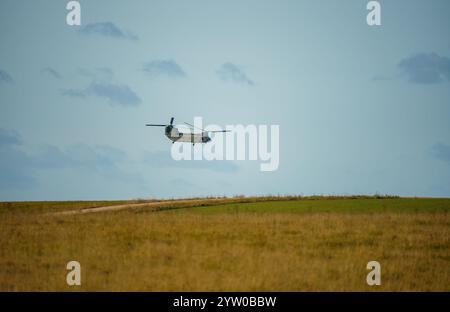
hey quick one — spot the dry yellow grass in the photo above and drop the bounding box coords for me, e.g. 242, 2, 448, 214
0, 198, 449, 291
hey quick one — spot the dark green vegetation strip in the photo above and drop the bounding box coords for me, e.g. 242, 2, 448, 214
176, 198, 450, 214
1, 196, 449, 215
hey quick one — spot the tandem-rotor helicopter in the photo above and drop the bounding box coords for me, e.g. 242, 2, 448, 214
146, 117, 230, 145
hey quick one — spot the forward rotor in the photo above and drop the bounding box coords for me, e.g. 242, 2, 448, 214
146, 117, 175, 127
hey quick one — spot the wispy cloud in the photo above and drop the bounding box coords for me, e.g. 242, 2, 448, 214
0, 148, 35, 190
216, 62, 254, 86
143, 60, 186, 78
0, 69, 13, 84
62, 82, 141, 106
431, 143, 450, 164
0, 128, 22, 146
41, 67, 62, 79
78, 22, 138, 41
398, 53, 450, 84
144, 150, 239, 173
34, 144, 127, 170
86, 83, 141, 106
0, 129, 143, 191
371, 74, 390, 82
0, 128, 34, 189
96, 67, 114, 78
61, 89, 87, 98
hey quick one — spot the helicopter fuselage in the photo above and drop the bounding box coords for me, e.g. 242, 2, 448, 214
165, 125, 211, 144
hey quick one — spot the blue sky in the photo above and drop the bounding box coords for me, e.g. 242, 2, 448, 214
1, 0, 450, 200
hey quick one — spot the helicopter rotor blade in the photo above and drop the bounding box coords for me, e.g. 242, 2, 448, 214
170, 117, 174, 125
145, 124, 167, 127
184, 122, 204, 132
184, 122, 230, 133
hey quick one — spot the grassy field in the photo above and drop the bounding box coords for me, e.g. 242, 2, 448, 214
0, 196, 449, 291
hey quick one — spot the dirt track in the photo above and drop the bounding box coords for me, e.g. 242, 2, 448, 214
49, 197, 278, 216
50, 199, 203, 216
47, 195, 391, 216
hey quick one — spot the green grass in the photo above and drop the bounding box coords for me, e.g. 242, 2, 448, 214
181, 198, 450, 214
0, 197, 449, 291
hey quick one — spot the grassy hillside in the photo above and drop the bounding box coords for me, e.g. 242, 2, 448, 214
0, 197, 449, 291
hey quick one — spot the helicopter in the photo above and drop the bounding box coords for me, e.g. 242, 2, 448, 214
146, 117, 230, 145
